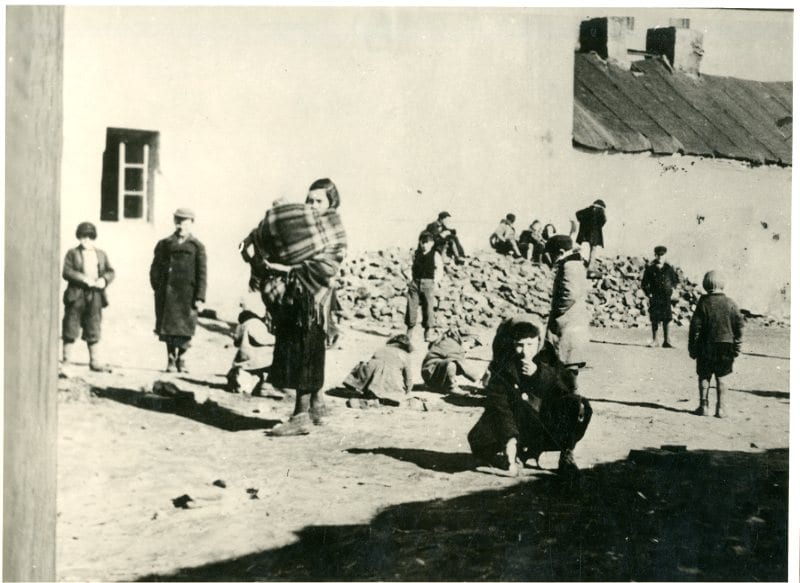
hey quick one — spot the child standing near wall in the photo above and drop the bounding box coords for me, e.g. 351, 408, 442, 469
61, 222, 115, 372
688, 271, 744, 418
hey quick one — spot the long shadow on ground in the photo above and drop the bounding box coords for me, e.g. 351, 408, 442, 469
92, 387, 280, 432
138, 448, 788, 582
732, 388, 790, 400
347, 447, 477, 474
591, 397, 689, 415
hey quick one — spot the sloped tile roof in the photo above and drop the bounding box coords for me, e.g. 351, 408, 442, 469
573, 52, 792, 165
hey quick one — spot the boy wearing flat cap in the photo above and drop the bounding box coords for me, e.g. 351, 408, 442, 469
641, 245, 680, 348
150, 208, 207, 372
61, 222, 115, 372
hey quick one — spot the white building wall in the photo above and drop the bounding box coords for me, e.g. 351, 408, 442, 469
60, 7, 791, 319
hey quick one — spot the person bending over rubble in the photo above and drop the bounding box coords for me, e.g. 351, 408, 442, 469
468, 319, 592, 478
253, 178, 348, 436
421, 328, 479, 396
343, 334, 414, 401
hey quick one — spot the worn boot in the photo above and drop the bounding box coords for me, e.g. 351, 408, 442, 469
715, 383, 727, 419
268, 413, 311, 437
62, 340, 76, 364
176, 348, 189, 373
87, 342, 112, 373
166, 345, 177, 373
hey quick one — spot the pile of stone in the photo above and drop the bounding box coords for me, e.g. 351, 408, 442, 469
335, 249, 785, 334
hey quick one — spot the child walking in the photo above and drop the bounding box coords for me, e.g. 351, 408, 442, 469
688, 271, 744, 418
61, 222, 115, 372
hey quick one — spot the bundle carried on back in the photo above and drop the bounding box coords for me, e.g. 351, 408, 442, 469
253, 202, 348, 309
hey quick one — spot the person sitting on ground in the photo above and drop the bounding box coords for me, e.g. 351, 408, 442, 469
425, 211, 466, 263
403, 231, 443, 343
542, 235, 590, 390
688, 271, 743, 418
226, 292, 284, 399
575, 199, 607, 279
421, 327, 479, 396
518, 219, 546, 263
468, 319, 592, 478
641, 245, 680, 348
489, 213, 522, 257
342, 334, 414, 401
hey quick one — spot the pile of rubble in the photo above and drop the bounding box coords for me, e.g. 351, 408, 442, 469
335, 249, 786, 335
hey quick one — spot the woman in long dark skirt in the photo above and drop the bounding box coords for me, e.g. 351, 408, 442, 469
255, 178, 347, 436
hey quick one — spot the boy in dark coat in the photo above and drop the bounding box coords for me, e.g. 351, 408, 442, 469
150, 208, 207, 373
468, 319, 592, 478
641, 245, 680, 348
61, 222, 115, 372
425, 211, 466, 263
575, 199, 606, 278
688, 271, 744, 418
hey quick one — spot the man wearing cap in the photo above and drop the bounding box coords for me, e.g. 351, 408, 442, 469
150, 208, 207, 372
575, 199, 607, 279
489, 213, 521, 257
425, 211, 465, 263
61, 221, 116, 372
642, 245, 680, 348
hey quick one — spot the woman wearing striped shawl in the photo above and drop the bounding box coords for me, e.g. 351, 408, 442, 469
254, 178, 347, 436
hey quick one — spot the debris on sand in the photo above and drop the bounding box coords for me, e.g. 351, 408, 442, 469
246, 488, 259, 500
212, 479, 227, 489
172, 494, 195, 509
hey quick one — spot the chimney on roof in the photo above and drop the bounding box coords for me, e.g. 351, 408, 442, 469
578, 17, 634, 69
646, 22, 704, 76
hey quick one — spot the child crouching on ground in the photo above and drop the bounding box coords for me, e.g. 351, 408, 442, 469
688, 271, 744, 418
227, 293, 283, 399
421, 328, 479, 396
342, 334, 414, 402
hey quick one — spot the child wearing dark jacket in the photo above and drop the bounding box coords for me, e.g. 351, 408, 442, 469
61, 221, 115, 372
688, 271, 744, 418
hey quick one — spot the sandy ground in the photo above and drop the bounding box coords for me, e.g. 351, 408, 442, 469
56, 294, 789, 581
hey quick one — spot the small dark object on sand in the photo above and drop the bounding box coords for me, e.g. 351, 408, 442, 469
247, 488, 259, 500
172, 494, 194, 509
213, 479, 227, 488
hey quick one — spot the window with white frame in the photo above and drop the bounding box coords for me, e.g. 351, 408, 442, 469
100, 128, 159, 222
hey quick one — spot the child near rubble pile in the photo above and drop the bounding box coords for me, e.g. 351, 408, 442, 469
404, 231, 443, 343
688, 271, 744, 418
226, 293, 284, 399
421, 327, 479, 396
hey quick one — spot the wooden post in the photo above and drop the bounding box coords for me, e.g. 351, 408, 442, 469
4, 6, 64, 581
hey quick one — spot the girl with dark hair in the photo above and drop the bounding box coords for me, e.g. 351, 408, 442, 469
342, 334, 414, 401
253, 178, 348, 436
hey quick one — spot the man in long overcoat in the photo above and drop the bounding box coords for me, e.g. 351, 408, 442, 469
150, 208, 207, 372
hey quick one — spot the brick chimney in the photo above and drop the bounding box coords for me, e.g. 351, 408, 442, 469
646, 21, 704, 76
578, 17, 634, 69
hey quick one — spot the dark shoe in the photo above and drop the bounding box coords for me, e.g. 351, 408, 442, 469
267, 413, 311, 437
694, 399, 709, 416
662, 342, 674, 349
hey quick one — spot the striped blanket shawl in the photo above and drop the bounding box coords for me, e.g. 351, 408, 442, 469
254, 202, 347, 311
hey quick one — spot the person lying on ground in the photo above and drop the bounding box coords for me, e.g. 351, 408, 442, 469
421, 327, 480, 396
342, 334, 414, 401
468, 319, 592, 479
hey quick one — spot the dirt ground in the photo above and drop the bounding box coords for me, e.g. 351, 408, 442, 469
56, 293, 790, 581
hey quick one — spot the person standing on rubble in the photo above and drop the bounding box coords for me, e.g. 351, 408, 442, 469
575, 199, 607, 279
425, 211, 466, 264
403, 231, 443, 343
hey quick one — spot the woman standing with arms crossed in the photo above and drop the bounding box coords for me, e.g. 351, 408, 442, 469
254, 178, 347, 436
